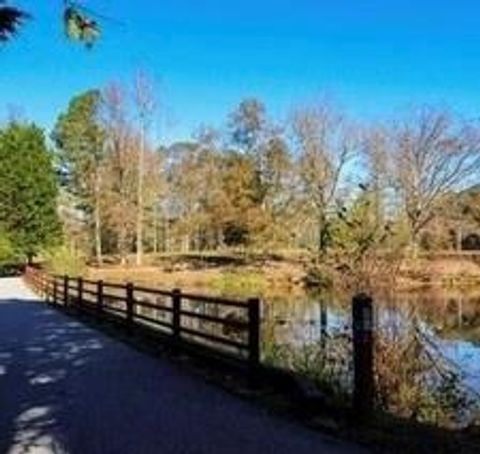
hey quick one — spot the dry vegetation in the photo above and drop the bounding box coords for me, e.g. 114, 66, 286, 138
82, 251, 480, 300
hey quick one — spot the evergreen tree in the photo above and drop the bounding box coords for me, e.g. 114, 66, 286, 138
52, 90, 106, 264
0, 122, 60, 261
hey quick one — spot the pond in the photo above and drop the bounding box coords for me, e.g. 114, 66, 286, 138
260, 286, 480, 427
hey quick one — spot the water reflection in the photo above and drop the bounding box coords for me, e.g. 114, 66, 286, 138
260, 287, 480, 426
263, 287, 480, 392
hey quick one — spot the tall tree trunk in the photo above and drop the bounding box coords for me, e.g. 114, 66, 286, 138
163, 215, 169, 252
136, 126, 145, 266
119, 224, 127, 266
411, 229, 420, 261
317, 210, 328, 258
119, 191, 128, 266
456, 226, 463, 251
94, 171, 103, 266
153, 203, 158, 254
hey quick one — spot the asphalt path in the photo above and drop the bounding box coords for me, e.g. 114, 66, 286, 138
0, 278, 365, 454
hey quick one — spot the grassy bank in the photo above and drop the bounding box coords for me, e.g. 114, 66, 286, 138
86, 254, 305, 298
84, 251, 480, 298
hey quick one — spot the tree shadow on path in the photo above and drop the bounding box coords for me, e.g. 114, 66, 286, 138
0, 299, 104, 453
0, 296, 361, 454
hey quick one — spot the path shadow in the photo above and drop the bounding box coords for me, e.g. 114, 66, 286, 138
0, 299, 105, 454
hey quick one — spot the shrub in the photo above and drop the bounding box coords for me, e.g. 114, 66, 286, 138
0, 230, 22, 275
43, 245, 86, 277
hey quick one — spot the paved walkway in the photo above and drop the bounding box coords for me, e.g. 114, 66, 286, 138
0, 278, 364, 454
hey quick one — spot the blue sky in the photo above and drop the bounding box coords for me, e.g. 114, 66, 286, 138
1, 1, 480, 143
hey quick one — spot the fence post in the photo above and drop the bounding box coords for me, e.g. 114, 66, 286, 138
97, 280, 104, 320
352, 293, 374, 421
77, 277, 83, 307
41, 273, 47, 301
320, 299, 328, 352
45, 275, 51, 303
248, 298, 261, 382
43, 274, 48, 300
172, 289, 181, 341
126, 283, 134, 334
63, 275, 69, 307
53, 279, 58, 305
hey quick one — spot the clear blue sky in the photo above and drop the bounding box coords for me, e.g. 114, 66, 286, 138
2, 0, 480, 143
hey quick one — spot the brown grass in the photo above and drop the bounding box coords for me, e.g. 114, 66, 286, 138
86, 253, 480, 297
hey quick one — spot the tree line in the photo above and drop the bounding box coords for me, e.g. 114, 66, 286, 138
2, 78, 480, 271
50, 78, 480, 268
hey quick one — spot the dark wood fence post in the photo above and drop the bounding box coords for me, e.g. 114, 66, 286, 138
77, 277, 83, 307
352, 293, 374, 421
63, 275, 69, 307
42, 274, 48, 301
248, 298, 261, 382
172, 289, 181, 341
53, 279, 58, 305
43, 274, 48, 300
320, 299, 328, 352
46, 275, 52, 303
97, 280, 104, 320
126, 283, 134, 334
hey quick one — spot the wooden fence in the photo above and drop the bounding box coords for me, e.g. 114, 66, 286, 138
24, 266, 376, 416
24, 266, 261, 372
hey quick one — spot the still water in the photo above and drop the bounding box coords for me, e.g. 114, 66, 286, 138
262, 286, 480, 395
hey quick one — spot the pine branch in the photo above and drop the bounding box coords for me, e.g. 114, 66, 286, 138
0, 4, 29, 41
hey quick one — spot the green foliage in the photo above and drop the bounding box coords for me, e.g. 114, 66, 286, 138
64, 5, 100, 48
0, 229, 16, 264
212, 269, 266, 295
331, 188, 383, 254
0, 122, 60, 261
52, 89, 105, 197
43, 245, 86, 277
0, 229, 22, 276
327, 186, 400, 292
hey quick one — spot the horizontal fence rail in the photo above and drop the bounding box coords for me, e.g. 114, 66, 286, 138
23, 266, 380, 419
24, 266, 261, 371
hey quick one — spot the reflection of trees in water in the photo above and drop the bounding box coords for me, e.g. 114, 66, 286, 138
387, 289, 480, 343
262, 290, 480, 428
262, 292, 349, 347
262, 294, 353, 399
261, 286, 480, 351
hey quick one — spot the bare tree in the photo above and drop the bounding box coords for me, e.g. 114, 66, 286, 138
133, 71, 157, 265
391, 107, 480, 257
363, 125, 390, 230
102, 83, 136, 265
291, 100, 357, 256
